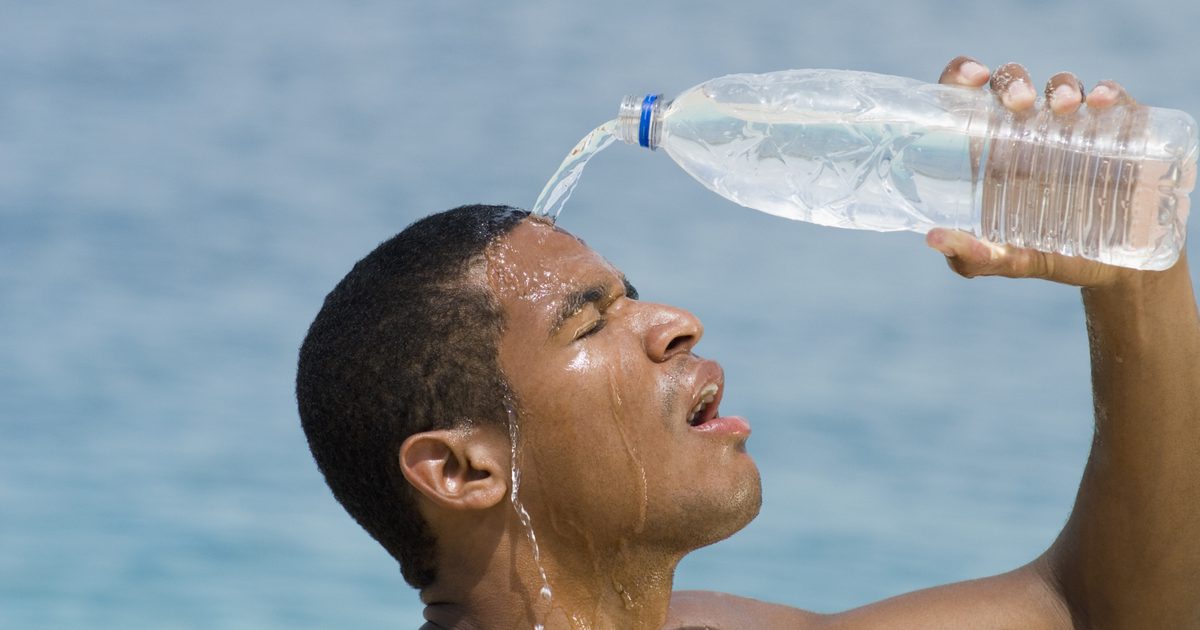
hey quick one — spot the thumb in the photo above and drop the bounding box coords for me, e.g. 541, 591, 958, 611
925, 228, 1122, 287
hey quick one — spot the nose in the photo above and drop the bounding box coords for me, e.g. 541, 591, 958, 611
643, 303, 704, 362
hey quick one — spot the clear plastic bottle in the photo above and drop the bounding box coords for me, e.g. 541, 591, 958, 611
617, 69, 1198, 270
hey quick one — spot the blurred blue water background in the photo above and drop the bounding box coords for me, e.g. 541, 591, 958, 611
4, 1, 1199, 627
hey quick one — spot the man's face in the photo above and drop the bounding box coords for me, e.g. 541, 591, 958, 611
487, 219, 761, 557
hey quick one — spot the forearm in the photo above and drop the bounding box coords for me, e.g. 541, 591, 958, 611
1046, 254, 1200, 628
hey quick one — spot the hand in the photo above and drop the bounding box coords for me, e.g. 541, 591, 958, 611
926, 56, 1140, 288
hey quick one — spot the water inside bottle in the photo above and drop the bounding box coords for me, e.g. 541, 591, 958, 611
664, 90, 982, 232
666, 90, 1193, 269
530, 120, 620, 219
979, 126, 1192, 270
505, 401, 554, 629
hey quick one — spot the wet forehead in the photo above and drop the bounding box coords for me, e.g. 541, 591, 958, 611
485, 220, 619, 325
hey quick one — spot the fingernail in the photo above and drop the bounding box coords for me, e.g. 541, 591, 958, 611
1017, 82, 1036, 103
1090, 84, 1116, 101
1003, 81, 1036, 108
1050, 84, 1077, 109
961, 61, 988, 82
926, 230, 956, 257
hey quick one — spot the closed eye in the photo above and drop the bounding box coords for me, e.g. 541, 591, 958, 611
575, 318, 607, 340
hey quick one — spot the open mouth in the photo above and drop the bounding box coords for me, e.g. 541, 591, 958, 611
687, 382, 721, 427
682, 364, 750, 438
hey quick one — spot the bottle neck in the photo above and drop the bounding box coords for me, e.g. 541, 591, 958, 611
618, 94, 663, 150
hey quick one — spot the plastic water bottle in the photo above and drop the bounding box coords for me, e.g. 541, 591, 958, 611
617, 69, 1198, 270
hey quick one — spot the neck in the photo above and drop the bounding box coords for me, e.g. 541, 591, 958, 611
422, 520, 681, 629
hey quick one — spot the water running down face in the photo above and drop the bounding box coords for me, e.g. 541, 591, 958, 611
486, 219, 762, 575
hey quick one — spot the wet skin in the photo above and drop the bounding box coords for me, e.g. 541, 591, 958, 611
482, 218, 761, 625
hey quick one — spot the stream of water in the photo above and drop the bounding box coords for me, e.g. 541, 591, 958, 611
530, 120, 620, 220
505, 403, 554, 629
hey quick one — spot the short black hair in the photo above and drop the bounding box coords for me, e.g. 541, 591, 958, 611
296, 204, 528, 588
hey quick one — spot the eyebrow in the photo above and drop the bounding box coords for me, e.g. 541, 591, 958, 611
551, 275, 638, 335
623, 277, 639, 300
552, 284, 607, 335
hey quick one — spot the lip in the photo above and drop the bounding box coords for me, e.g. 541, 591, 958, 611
686, 360, 751, 437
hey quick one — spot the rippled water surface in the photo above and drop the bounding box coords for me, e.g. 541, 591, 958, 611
4, 1, 1199, 626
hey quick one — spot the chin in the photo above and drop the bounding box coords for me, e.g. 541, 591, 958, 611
709, 467, 764, 545
673, 464, 764, 553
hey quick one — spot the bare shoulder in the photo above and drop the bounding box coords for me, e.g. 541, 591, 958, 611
667, 562, 1074, 629
666, 590, 825, 629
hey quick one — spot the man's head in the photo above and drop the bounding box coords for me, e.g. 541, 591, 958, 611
296, 204, 761, 593
296, 204, 527, 588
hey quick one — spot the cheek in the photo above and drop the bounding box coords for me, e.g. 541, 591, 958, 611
565, 347, 596, 373
522, 421, 640, 534
519, 366, 654, 529
558, 342, 651, 419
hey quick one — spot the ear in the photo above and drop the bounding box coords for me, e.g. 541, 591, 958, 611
399, 426, 509, 511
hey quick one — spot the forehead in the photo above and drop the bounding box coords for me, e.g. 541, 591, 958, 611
485, 219, 618, 319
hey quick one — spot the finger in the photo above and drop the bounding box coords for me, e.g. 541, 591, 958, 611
1044, 71, 1085, 114
990, 62, 1037, 112
926, 229, 1021, 278
926, 228, 1046, 278
926, 228, 1124, 286
939, 55, 990, 87
1085, 79, 1135, 110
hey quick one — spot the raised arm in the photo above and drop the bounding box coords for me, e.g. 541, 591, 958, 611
831, 59, 1200, 628
1045, 254, 1200, 627
926, 59, 1200, 628
669, 58, 1200, 630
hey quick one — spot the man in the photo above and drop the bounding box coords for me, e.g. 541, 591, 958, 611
296, 58, 1200, 628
